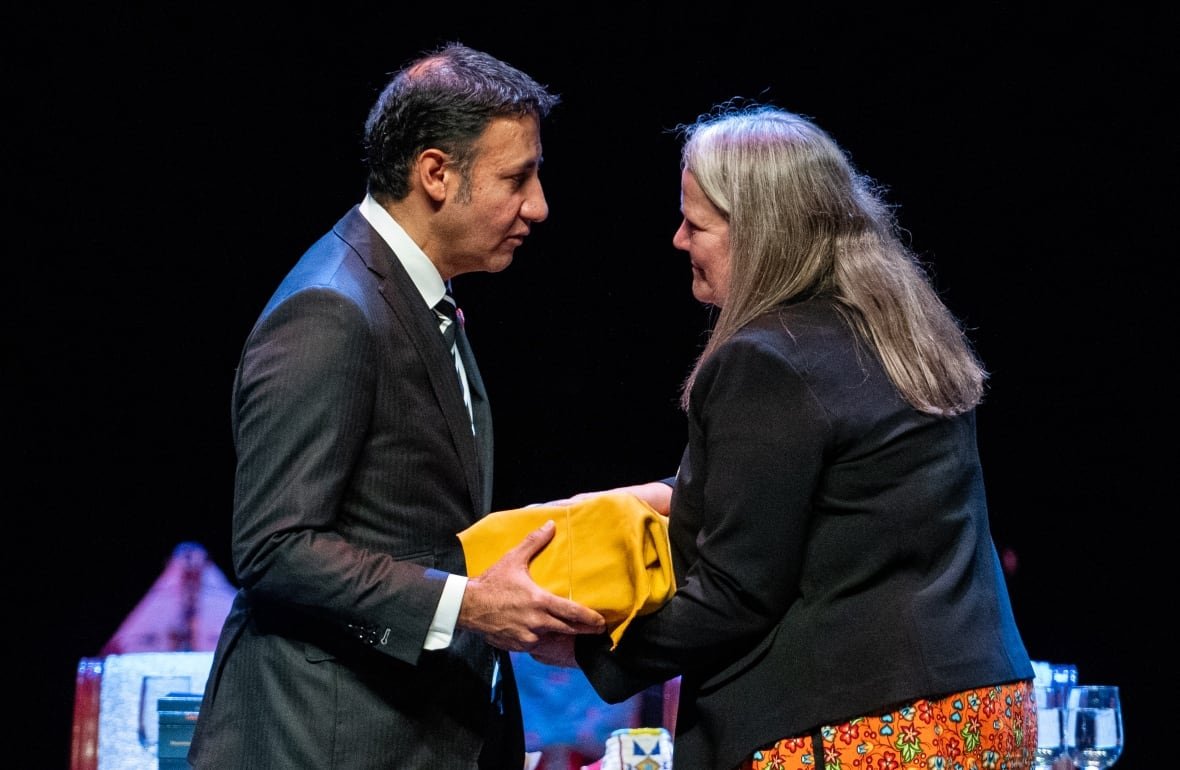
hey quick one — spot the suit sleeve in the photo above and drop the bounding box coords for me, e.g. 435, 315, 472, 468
231, 287, 444, 662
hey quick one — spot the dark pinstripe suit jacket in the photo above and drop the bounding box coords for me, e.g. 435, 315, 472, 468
189, 206, 521, 768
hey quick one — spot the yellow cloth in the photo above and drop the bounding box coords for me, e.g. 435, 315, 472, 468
458, 491, 675, 648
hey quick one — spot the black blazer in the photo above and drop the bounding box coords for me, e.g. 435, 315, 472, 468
189, 206, 520, 768
577, 297, 1032, 770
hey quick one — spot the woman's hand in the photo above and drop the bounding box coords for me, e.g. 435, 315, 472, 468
529, 632, 579, 668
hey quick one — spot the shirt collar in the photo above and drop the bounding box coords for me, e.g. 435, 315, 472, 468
359, 193, 447, 308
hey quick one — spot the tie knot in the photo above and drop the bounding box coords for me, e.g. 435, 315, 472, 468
435, 295, 458, 348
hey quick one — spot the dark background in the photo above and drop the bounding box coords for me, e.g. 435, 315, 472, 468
12, 4, 1172, 767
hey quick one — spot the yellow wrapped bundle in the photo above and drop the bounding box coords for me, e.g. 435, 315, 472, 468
458, 491, 676, 648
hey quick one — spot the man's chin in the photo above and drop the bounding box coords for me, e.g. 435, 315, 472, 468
484, 253, 515, 273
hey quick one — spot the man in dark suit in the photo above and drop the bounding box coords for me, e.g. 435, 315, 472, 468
188, 43, 604, 769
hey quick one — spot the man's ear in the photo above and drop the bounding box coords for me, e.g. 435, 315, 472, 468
417, 149, 450, 203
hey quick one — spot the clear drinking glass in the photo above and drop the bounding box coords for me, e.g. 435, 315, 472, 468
1049, 662, 1078, 696
1033, 684, 1065, 769
1064, 684, 1123, 768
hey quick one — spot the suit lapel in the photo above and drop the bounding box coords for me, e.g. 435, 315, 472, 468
335, 208, 489, 515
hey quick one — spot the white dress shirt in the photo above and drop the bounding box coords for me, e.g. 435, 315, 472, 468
359, 194, 468, 650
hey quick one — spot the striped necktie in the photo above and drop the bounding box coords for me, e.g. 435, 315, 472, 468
435, 294, 458, 350
434, 294, 473, 429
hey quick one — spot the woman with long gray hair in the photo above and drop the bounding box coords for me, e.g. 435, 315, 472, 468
537, 102, 1036, 770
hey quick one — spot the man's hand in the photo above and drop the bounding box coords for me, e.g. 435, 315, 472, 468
458, 520, 605, 651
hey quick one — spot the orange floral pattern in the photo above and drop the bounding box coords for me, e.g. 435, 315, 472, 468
740, 680, 1035, 770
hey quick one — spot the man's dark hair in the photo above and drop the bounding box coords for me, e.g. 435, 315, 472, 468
363, 42, 559, 202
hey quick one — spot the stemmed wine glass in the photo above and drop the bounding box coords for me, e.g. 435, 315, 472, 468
1032, 684, 1065, 770
1064, 684, 1123, 768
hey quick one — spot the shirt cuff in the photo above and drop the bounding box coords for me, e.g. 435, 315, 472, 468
424, 573, 467, 650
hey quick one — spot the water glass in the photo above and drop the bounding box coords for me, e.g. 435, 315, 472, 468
1049, 662, 1078, 694
1033, 684, 1065, 769
1064, 684, 1123, 768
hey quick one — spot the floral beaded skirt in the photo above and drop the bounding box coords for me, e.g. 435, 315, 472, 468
740, 680, 1036, 770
